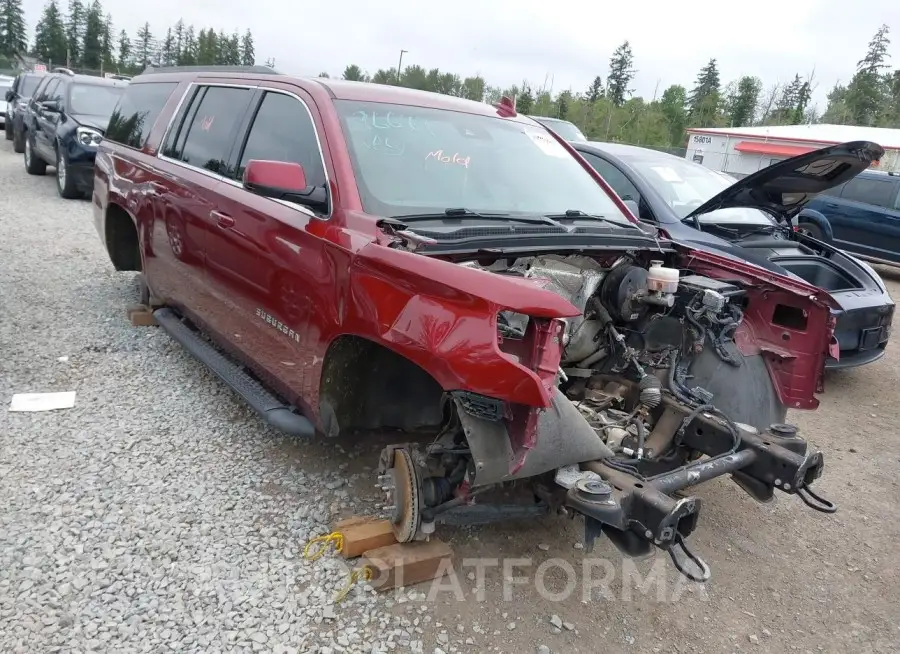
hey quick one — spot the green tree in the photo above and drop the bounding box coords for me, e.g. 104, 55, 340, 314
556, 89, 572, 119
240, 29, 254, 66
842, 24, 891, 125
0, 0, 27, 57
687, 58, 722, 126
133, 21, 154, 67
64, 0, 84, 65
342, 64, 365, 81
179, 25, 196, 65
158, 28, 174, 66
115, 28, 129, 68
658, 84, 687, 145
725, 75, 761, 127
32, 0, 68, 64
101, 12, 114, 69
517, 83, 535, 114
317, 71, 329, 78
80, 0, 103, 70
461, 75, 485, 102
586, 76, 603, 103
607, 41, 635, 107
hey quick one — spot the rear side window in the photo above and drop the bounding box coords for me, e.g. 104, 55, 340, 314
234, 91, 326, 185
841, 177, 896, 208
106, 82, 178, 149
165, 85, 253, 176
580, 152, 641, 203
20, 75, 42, 97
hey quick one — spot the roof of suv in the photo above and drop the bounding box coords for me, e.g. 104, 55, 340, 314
131, 66, 532, 121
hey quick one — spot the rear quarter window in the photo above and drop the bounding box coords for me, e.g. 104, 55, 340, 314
106, 82, 179, 149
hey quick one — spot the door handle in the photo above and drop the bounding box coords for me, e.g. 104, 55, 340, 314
211, 210, 235, 229
825, 202, 838, 208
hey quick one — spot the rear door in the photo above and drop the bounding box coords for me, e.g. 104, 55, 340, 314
202, 85, 331, 405
153, 82, 256, 326
826, 175, 900, 263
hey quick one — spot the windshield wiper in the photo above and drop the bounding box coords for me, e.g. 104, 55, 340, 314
545, 209, 636, 227
392, 208, 563, 226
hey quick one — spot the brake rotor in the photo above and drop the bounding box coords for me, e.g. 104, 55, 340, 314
387, 448, 421, 543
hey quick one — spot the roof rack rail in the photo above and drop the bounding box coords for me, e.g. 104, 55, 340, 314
139, 64, 281, 76
53, 67, 75, 76
104, 74, 132, 81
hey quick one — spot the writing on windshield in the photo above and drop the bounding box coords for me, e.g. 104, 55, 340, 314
335, 99, 629, 222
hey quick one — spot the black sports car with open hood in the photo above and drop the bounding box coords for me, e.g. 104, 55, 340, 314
573, 140, 894, 369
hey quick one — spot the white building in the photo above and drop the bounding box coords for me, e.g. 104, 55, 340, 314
684, 124, 900, 177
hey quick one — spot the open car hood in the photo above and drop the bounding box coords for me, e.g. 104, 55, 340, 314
684, 140, 885, 222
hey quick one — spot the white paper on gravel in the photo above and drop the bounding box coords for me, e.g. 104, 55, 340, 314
8, 391, 76, 412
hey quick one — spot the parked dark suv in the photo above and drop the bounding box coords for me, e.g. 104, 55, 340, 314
805, 169, 900, 266
21, 68, 128, 198
5, 70, 46, 151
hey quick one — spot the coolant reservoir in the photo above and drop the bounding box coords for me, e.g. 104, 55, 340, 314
647, 260, 679, 294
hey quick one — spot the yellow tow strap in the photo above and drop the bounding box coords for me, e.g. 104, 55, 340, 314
302, 531, 375, 603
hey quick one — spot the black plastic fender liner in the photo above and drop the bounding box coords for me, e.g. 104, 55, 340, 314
687, 347, 787, 433
153, 308, 315, 438
455, 388, 614, 488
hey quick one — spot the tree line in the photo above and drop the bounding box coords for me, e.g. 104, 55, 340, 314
5, 0, 255, 74
321, 25, 899, 149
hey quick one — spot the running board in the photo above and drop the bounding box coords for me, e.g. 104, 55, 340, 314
153, 308, 315, 437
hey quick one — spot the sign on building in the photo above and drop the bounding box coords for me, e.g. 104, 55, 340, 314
32, 64, 46, 72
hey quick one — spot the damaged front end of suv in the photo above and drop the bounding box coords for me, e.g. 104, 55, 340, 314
322, 95, 839, 582
352, 229, 837, 582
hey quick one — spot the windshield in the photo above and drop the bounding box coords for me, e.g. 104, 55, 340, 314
68, 83, 125, 118
632, 156, 773, 224
20, 75, 42, 98
534, 118, 587, 142
335, 100, 629, 223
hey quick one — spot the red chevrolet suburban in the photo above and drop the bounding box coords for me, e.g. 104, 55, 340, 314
93, 66, 838, 582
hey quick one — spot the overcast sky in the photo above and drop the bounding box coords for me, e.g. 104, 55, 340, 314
23, 0, 900, 111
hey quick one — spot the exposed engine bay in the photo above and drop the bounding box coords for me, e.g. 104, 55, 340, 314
377, 254, 835, 581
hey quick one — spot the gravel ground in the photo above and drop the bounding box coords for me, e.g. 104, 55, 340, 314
1, 141, 899, 654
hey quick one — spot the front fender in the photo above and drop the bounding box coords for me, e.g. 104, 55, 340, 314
348, 242, 578, 408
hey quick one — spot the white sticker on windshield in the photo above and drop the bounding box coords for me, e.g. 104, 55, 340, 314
651, 166, 684, 183
525, 130, 568, 158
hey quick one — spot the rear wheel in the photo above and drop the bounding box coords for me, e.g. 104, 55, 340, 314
13, 126, 25, 153
4, 120, 12, 141
24, 134, 46, 175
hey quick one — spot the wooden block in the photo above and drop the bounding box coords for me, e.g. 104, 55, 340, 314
129, 310, 157, 327
332, 517, 397, 559
361, 539, 453, 591
126, 303, 148, 318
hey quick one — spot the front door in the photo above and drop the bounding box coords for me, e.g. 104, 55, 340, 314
201, 86, 332, 409
33, 78, 62, 160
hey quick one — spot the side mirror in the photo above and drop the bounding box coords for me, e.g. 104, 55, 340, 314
4, 90, 13, 102
40, 100, 60, 112
243, 160, 328, 212
623, 199, 640, 218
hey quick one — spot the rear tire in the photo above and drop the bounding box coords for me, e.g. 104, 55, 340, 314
4, 121, 12, 141
24, 134, 46, 175
13, 127, 25, 153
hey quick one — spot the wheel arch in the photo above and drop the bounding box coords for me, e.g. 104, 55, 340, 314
796, 208, 834, 242
317, 334, 445, 438
104, 202, 142, 271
